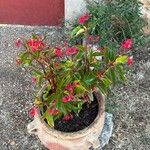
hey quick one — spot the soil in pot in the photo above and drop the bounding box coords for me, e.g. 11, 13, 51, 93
54, 94, 99, 132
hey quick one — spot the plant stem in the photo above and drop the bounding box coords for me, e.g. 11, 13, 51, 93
83, 31, 89, 72
43, 56, 57, 92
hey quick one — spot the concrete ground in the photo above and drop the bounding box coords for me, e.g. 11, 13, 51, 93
0, 25, 150, 150
0, 25, 63, 150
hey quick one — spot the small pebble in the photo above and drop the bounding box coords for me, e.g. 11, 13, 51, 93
10, 141, 15, 146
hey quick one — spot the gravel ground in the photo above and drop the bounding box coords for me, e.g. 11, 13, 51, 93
0, 25, 63, 150
0, 25, 150, 150
104, 42, 150, 150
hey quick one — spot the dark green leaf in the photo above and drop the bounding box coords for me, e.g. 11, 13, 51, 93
45, 111, 54, 127
115, 64, 127, 82
83, 73, 97, 86
71, 26, 82, 38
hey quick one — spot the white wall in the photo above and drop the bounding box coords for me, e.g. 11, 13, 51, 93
65, 0, 87, 23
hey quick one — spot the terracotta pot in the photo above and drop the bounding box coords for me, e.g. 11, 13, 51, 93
27, 86, 105, 150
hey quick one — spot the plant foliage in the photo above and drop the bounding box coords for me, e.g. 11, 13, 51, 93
16, 5, 135, 127
84, 0, 147, 46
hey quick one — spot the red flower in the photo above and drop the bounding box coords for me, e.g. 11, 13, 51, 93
127, 56, 133, 66
83, 95, 89, 102
53, 99, 56, 105
121, 39, 132, 49
16, 58, 21, 66
66, 47, 78, 56
79, 13, 90, 24
67, 94, 74, 101
62, 97, 68, 103
15, 39, 22, 47
74, 81, 80, 87
88, 35, 100, 43
54, 62, 59, 67
62, 94, 74, 103
63, 114, 73, 121
88, 35, 94, 42
95, 36, 100, 42
29, 106, 38, 118
54, 47, 63, 58
64, 41, 69, 47
65, 83, 74, 92
27, 39, 45, 52
31, 76, 37, 84
49, 108, 59, 115
88, 44, 93, 49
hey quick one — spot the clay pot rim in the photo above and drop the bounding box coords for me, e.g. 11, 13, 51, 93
35, 84, 105, 138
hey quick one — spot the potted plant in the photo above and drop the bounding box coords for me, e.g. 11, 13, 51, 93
16, 13, 133, 150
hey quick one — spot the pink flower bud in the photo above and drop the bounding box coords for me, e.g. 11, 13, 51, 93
31, 76, 37, 84
62, 97, 68, 103
121, 39, 132, 49
53, 47, 63, 58
63, 114, 73, 121
29, 106, 38, 118
127, 56, 133, 66
54, 62, 59, 67
66, 47, 78, 56
49, 108, 59, 115
88, 35, 94, 42
64, 41, 69, 47
78, 13, 90, 24
95, 36, 100, 42
15, 39, 22, 47
16, 58, 22, 66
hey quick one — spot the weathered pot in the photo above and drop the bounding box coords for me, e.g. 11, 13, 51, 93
27, 86, 105, 150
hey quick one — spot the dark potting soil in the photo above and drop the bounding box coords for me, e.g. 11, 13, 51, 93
54, 95, 99, 132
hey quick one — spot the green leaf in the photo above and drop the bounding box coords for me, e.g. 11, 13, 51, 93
65, 60, 74, 68
74, 73, 81, 80
32, 34, 38, 39
115, 64, 127, 82
76, 28, 85, 36
47, 93, 56, 104
56, 99, 62, 110
21, 52, 28, 62
57, 75, 72, 89
110, 68, 116, 84
37, 75, 43, 87
23, 59, 32, 66
101, 77, 111, 87
71, 26, 82, 38
45, 111, 54, 127
97, 81, 107, 95
75, 45, 85, 51
34, 97, 42, 105
92, 52, 103, 57
74, 84, 87, 94
32, 70, 43, 76
74, 50, 84, 61
83, 73, 97, 86
56, 94, 67, 115
106, 68, 116, 85
115, 55, 128, 64
108, 49, 116, 61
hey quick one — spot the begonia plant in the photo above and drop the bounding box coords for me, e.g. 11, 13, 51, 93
16, 13, 133, 127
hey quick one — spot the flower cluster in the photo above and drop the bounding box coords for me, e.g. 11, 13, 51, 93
16, 13, 134, 126
79, 13, 90, 24
27, 38, 45, 52
121, 38, 132, 49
